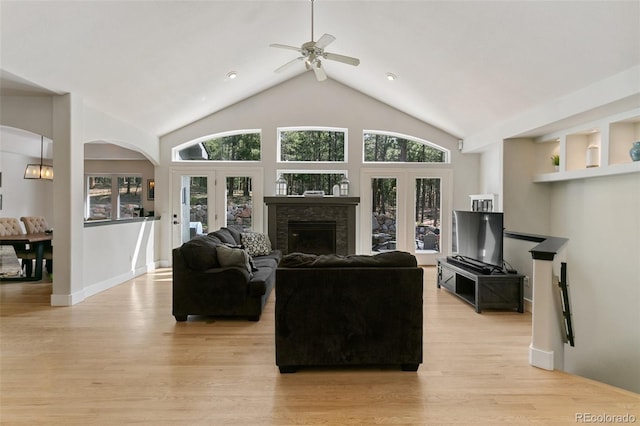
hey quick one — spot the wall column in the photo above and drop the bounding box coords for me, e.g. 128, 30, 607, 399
529, 258, 558, 370
51, 93, 85, 306
504, 232, 569, 371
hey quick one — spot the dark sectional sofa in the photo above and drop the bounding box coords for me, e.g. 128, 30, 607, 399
172, 226, 282, 321
275, 251, 424, 373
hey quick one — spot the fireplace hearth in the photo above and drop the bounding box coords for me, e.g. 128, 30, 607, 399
288, 221, 336, 254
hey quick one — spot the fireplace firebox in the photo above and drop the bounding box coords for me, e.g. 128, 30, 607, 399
288, 221, 336, 254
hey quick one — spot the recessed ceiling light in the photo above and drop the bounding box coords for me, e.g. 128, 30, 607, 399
386, 73, 397, 81
226, 71, 238, 80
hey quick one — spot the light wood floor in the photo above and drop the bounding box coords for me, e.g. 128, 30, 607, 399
1, 268, 638, 425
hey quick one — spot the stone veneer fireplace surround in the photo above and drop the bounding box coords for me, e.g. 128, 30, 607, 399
264, 196, 360, 255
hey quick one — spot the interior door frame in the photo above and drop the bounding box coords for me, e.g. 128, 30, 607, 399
360, 167, 452, 265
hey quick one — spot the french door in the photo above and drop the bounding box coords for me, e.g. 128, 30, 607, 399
170, 168, 263, 248
360, 168, 452, 265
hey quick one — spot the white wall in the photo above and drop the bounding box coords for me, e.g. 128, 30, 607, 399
82, 219, 160, 299
84, 105, 159, 165
478, 143, 503, 210
1, 94, 161, 305
498, 136, 640, 393
159, 73, 481, 262
0, 96, 53, 138
0, 151, 54, 224
550, 173, 640, 393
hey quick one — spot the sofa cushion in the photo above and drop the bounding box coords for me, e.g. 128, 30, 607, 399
216, 245, 253, 275
180, 235, 221, 271
241, 232, 272, 256
252, 256, 278, 270
224, 226, 244, 245
205, 234, 223, 244
211, 228, 237, 245
279, 251, 417, 268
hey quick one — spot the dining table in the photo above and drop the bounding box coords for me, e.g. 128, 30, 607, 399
0, 232, 52, 281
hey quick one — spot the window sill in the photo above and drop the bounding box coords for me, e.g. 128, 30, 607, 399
84, 216, 160, 228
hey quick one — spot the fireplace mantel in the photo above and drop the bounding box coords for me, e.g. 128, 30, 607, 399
264, 196, 360, 255
264, 196, 360, 206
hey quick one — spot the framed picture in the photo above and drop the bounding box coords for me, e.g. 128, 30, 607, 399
147, 179, 155, 201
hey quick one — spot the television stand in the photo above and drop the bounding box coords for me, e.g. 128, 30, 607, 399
437, 258, 524, 313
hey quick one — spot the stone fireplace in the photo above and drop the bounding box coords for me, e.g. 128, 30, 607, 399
264, 196, 360, 255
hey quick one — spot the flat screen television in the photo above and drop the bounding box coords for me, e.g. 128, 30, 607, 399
451, 210, 504, 269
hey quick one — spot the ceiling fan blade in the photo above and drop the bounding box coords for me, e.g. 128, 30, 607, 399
275, 57, 305, 73
315, 33, 336, 49
324, 52, 360, 67
270, 43, 303, 53
312, 61, 327, 82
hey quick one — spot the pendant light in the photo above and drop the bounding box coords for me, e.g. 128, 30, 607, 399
24, 136, 54, 180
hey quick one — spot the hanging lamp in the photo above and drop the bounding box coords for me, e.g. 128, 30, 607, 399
24, 136, 54, 180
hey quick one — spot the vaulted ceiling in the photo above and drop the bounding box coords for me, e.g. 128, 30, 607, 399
1, 0, 639, 143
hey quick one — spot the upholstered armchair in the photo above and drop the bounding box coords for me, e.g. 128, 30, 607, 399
0, 218, 37, 276
19, 216, 53, 274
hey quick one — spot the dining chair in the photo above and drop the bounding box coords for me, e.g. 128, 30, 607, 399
19, 216, 53, 274
0, 217, 37, 277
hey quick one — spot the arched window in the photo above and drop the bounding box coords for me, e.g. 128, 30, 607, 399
278, 127, 347, 162
363, 131, 449, 163
174, 130, 261, 161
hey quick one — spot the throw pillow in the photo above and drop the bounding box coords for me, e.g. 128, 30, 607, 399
241, 232, 272, 256
216, 245, 253, 275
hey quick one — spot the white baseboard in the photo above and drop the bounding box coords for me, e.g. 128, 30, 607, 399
529, 344, 554, 370
50, 262, 163, 306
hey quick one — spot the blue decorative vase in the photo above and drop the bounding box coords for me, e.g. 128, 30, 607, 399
631, 141, 640, 162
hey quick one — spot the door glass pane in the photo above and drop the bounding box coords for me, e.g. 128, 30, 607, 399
225, 176, 252, 231
371, 177, 397, 252
189, 177, 208, 237
415, 177, 441, 253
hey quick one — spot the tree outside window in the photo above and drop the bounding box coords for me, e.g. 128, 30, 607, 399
364, 132, 447, 163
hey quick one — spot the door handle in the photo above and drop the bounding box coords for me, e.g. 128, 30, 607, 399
173, 220, 180, 225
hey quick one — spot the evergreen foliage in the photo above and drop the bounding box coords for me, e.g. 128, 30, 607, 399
364, 133, 445, 162
280, 130, 345, 162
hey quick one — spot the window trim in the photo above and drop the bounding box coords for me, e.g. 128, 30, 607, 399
85, 173, 143, 221
172, 129, 262, 162
277, 126, 348, 163
362, 130, 450, 164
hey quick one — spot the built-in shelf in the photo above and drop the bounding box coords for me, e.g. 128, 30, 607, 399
532, 109, 640, 183
533, 161, 640, 182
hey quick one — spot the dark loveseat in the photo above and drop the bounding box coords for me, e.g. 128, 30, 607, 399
275, 251, 424, 373
172, 226, 282, 321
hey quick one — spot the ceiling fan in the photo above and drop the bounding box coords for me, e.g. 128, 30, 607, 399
269, 0, 360, 81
